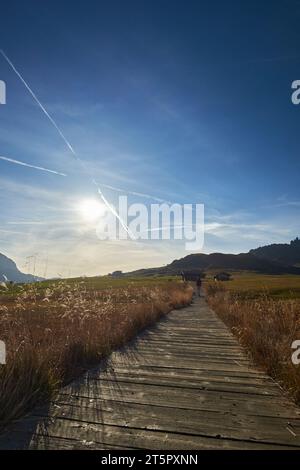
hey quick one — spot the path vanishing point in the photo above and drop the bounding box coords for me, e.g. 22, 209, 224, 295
1, 296, 300, 450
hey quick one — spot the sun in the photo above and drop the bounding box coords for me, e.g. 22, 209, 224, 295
78, 199, 106, 222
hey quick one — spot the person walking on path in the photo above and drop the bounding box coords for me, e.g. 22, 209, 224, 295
196, 276, 202, 297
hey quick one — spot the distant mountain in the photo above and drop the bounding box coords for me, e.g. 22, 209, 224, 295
250, 237, 300, 266
126, 238, 300, 277
0, 252, 42, 283
167, 252, 300, 274
3, 238, 300, 283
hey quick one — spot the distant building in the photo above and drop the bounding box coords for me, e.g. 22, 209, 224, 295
111, 270, 123, 278
214, 272, 231, 281
181, 271, 205, 281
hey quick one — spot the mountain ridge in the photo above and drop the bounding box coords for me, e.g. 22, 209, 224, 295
249, 237, 300, 266
125, 238, 300, 276
2, 238, 300, 282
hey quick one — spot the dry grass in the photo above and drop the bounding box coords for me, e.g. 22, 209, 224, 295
205, 282, 300, 404
0, 279, 193, 428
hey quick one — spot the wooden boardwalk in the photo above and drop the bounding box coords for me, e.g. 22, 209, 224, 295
1, 296, 300, 449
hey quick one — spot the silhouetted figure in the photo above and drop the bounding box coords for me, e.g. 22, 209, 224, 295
196, 276, 202, 297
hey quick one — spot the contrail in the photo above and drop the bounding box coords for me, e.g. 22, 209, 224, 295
142, 224, 194, 233
97, 187, 135, 239
0, 49, 76, 156
0, 49, 132, 236
99, 182, 172, 204
99, 182, 193, 213
0, 155, 67, 176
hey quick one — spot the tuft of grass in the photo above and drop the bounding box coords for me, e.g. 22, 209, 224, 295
205, 281, 300, 404
0, 278, 193, 429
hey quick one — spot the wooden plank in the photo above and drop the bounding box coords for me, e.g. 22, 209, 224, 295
55, 381, 298, 418
6, 410, 289, 450
110, 354, 264, 374
31, 399, 300, 447
132, 344, 248, 356
98, 363, 269, 380
30, 419, 295, 450
86, 371, 282, 397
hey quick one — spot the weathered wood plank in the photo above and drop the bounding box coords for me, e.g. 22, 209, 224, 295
84, 372, 282, 397
30, 419, 295, 450
55, 382, 298, 418
100, 363, 270, 380
110, 354, 264, 374
31, 399, 300, 447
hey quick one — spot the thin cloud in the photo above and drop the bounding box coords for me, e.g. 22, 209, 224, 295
0, 155, 67, 176
0, 229, 24, 235
6, 220, 75, 225
99, 182, 172, 204
262, 196, 300, 209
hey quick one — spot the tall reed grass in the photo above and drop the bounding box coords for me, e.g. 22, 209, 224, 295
206, 282, 300, 404
0, 280, 193, 428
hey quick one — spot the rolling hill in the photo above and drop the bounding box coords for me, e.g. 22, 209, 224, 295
2, 238, 300, 283
126, 238, 300, 277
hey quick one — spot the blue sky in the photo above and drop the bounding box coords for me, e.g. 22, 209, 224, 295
0, 0, 300, 277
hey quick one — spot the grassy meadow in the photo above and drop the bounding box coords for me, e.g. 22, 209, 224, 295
0, 276, 193, 429
207, 272, 300, 299
205, 272, 300, 403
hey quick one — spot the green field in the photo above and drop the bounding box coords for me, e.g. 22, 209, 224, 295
205, 272, 300, 299
3, 272, 300, 300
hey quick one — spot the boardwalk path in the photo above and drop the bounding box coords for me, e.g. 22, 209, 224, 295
1, 297, 300, 449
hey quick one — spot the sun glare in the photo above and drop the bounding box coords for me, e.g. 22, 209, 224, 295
78, 199, 106, 222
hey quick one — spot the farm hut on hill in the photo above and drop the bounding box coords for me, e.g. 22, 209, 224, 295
214, 272, 231, 281
181, 271, 205, 282
111, 271, 123, 278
